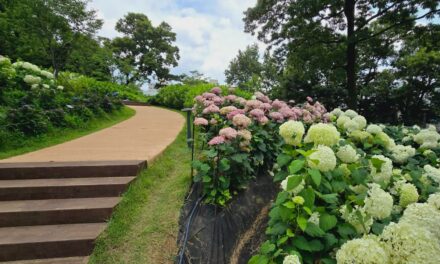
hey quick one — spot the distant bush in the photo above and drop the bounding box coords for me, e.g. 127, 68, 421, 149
0, 55, 144, 145
153, 83, 252, 109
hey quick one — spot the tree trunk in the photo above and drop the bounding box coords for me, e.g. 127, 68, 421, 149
344, 0, 357, 109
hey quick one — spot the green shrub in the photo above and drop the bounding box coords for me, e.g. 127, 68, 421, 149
154, 83, 252, 109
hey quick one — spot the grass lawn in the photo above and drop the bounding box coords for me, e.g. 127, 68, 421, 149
89, 115, 192, 264
0, 106, 135, 160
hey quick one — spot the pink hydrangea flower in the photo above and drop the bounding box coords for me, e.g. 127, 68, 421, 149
232, 114, 252, 128
227, 109, 246, 120
208, 135, 225, 145
202, 92, 216, 99
255, 92, 271, 103
202, 104, 220, 114
210, 118, 218, 125
212, 96, 224, 105
219, 127, 238, 140
306, 96, 313, 103
322, 113, 330, 123
272, 99, 287, 110
269, 112, 284, 123
235, 97, 247, 106
258, 116, 269, 125
203, 100, 215, 106
211, 87, 222, 95
238, 129, 252, 141
245, 99, 262, 110
249, 108, 265, 119
194, 117, 208, 126
279, 107, 295, 118
259, 103, 272, 111
224, 94, 237, 101
292, 107, 303, 116
220, 106, 237, 115
195, 95, 205, 103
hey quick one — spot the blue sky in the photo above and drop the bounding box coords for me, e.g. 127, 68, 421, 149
89, 0, 261, 84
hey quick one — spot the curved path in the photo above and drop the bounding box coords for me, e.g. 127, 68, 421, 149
1, 106, 185, 163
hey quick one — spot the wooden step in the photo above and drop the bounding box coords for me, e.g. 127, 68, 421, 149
0, 160, 146, 180
1, 256, 89, 264
0, 223, 106, 261
0, 177, 135, 201
0, 197, 121, 227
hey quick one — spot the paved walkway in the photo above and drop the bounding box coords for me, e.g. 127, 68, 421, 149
1, 106, 184, 163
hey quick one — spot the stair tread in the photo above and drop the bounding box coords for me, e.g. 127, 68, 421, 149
1, 256, 89, 264
0, 197, 121, 213
0, 223, 106, 245
0, 177, 135, 188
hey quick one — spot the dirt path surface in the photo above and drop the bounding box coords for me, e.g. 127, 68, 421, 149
1, 106, 184, 163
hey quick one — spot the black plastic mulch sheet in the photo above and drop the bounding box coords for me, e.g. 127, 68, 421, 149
176, 173, 277, 264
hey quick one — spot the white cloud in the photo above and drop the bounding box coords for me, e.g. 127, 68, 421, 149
89, 0, 262, 83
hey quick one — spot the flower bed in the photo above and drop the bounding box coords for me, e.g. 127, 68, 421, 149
249, 109, 440, 264
191, 88, 328, 206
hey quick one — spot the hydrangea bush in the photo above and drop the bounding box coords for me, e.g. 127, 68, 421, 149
250, 108, 440, 264
191, 88, 329, 205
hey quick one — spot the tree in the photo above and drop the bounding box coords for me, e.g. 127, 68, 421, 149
179, 70, 209, 85
0, 0, 103, 77
111, 13, 179, 85
244, 0, 440, 109
225, 44, 280, 92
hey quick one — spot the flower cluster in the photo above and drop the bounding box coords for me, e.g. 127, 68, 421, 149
192, 88, 329, 205
252, 105, 440, 264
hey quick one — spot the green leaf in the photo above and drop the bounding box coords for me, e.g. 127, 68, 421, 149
308, 168, 321, 186
286, 228, 295, 237
287, 175, 303, 191
219, 158, 230, 171
277, 153, 292, 167
319, 213, 338, 231
283, 201, 296, 209
297, 215, 308, 231
275, 191, 289, 205
305, 223, 325, 237
370, 157, 385, 171
321, 193, 338, 204
299, 187, 315, 208
274, 170, 289, 182
248, 255, 269, 264
337, 223, 356, 238
289, 159, 305, 174
260, 241, 276, 254
277, 236, 288, 246
202, 176, 211, 183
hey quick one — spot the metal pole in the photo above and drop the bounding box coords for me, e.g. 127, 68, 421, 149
182, 108, 193, 148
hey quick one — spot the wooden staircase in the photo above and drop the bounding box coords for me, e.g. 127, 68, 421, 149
0, 160, 146, 263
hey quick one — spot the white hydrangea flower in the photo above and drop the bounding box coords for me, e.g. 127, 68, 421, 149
336, 236, 389, 264
42, 84, 49, 89
343, 119, 360, 132
427, 193, 440, 210
423, 165, 440, 184
399, 183, 419, 207
423, 149, 434, 156
40, 70, 54, 79
329, 108, 343, 117
352, 115, 367, 130
413, 129, 440, 149
23, 75, 41, 85
336, 144, 359, 163
308, 212, 320, 225
283, 255, 301, 264
344, 109, 358, 118
390, 145, 416, 164
400, 202, 440, 240
57, 86, 64, 90
349, 130, 373, 142
279, 121, 305, 146
337, 115, 351, 128
366, 124, 383, 134
281, 177, 305, 195
304, 123, 340, 146
0, 55, 11, 64
21, 61, 41, 72
380, 222, 440, 264
376, 132, 396, 150
340, 205, 373, 234
308, 145, 337, 172
427, 124, 437, 131
364, 183, 393, 220
369, 155, 393, 184
402, 136, 412, 143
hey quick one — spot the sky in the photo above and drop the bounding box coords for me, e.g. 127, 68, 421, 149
89, 0, 261, 85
